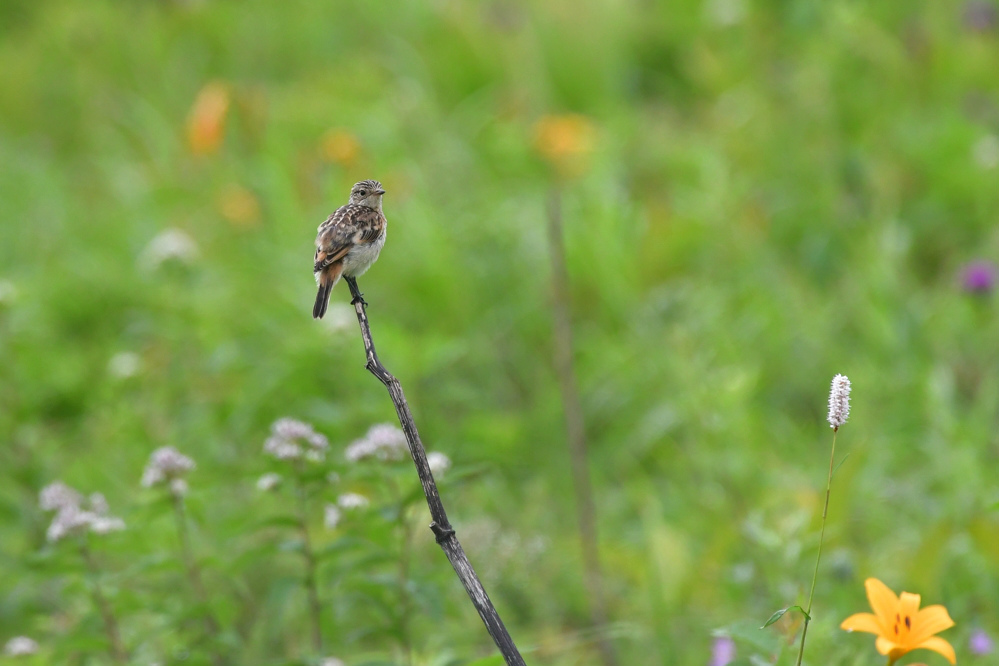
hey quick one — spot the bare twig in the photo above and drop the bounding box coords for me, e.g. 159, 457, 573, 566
546, 189, 618, 666
80, 542, 127, 664
344, 276, 526, 666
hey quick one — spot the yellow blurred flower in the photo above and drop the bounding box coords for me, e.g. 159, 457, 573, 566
320, 129, 361, 168
841, 578, 956, 665
218, 184, 261, 229
533, 113, 596, 178
186, 82, 230, 155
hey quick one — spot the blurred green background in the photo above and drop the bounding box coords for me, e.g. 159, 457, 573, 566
3, 0, 999, 664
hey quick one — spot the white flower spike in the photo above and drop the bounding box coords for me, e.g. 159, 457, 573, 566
827, 374, 851, 430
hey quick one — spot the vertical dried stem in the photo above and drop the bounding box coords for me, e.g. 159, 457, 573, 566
546, 188, 618, 666
171, 494, 226, 666
80, 542, 127, 664
344, 276, 526, 666
293, 473, 324, 654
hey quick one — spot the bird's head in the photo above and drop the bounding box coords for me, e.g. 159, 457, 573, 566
348, 180, 386, 209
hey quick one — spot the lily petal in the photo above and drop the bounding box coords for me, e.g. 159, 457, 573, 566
909, 604, 955, 646
875, 636, 900, 656
898, 591, 921, 640
865, 578, 899, 634
841, 612, 883, 635
914, 636, 956, 665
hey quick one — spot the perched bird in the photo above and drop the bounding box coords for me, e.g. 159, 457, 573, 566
313, 179, 387, 318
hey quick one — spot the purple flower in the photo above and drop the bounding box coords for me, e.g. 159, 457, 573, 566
710, 636, 736, 666
970, 628, 994, 656
961, 261, 997, 294
964, 1, 998, 32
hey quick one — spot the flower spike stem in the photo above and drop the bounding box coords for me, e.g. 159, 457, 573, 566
796, 430, 838, 666
547, 188, 618, 666
344, 276, 527, 666
80, 543, 127, 664
292, 467, 324, 654
171, 494, 226, 666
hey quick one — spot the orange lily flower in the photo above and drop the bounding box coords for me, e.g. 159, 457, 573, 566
532, 114, 596, 179
841, 578, 956, 664
186, 82, 230, 155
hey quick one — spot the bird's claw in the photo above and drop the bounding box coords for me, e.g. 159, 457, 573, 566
345, 277, 367, 307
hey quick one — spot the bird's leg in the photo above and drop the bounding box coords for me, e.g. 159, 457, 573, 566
346, 276, 368, 307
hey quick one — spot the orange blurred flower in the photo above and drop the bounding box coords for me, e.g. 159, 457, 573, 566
533, 113, 596, 178
320, 129, 361, 168
186, 82, 230, 155
217, 184, 261, 229
841, 578, 956, 665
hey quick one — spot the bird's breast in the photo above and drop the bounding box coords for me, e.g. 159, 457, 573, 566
341, 231, 386, 277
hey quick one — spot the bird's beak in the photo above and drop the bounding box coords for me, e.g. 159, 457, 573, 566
375, 189, 386, 195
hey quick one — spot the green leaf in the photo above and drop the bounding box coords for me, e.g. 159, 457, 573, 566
254, 515, 302, 530
461, 656, 505, 666
277, 538, 304, 553
832, 452, 852, 477
761, 605, 809, 629
315, 535, 366, 560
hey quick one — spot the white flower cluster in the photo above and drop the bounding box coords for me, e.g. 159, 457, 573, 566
336, 493, 369, 510
141, 446, 196, 497
256, 472, 282, 492
39, 481, 82, 512
344, 423, 408, 462
321, 303, 356, 334
39, 482, 125, 543
323, 504, 342, 530
458, 517, 549, 584
3, 636, 38, 656
108, 351, 141, 379
426, 451, 451, 476
140, 228, 198, 270
264, 418, 329, 462
324, 493, 369, 529
320, 658, 345, 666
827, 374, 851, 430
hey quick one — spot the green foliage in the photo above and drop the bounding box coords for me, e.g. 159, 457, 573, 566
2, 0, 999, 664
762, 606, 809, 629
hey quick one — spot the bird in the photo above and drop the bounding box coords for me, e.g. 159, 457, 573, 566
312, 179, 387, 319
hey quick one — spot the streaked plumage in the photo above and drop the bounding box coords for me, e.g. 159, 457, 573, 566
313, 179, 387, 319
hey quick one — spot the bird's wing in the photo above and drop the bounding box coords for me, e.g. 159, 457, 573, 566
314, 205, 385, 273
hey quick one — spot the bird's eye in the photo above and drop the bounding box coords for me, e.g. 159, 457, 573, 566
358, 190, 366, 196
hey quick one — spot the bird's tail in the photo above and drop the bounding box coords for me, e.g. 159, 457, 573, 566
313, 280, 334, 319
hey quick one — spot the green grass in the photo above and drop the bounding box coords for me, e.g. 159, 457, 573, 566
2, 0, 999, 664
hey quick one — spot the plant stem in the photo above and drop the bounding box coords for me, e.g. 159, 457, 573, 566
397, 502, 415, 666
294, 473, 323, 654
171, 493, 226, 666
795, 430, 838, 666
546, 187, 618, 666
386, 476, 414, 665
80, 542, 127, 664
345, 275, 526, 666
